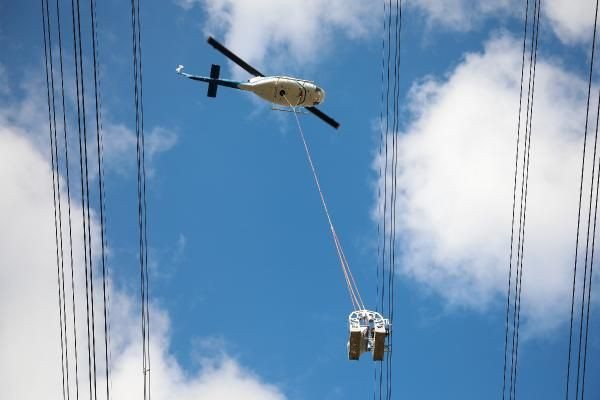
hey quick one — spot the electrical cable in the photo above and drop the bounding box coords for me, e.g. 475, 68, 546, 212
41, 1, 69, 398
505, 1, 540, 397
575, 35, 600, 400
88, 0, 111, 398
69, 0, 98, 397
129, 0, 151, 397
75, 0, 101, 394
379, 1, 393, 397
48, 0, 73, 395
54, 0, 81, 397
502, 0, 530, 397
509, 4, 541, 398
565, 1, 599, 398
576, 79, 600, 400
133, 2, 152, 390
387, 2, 401, 398
374, 0, 388, 398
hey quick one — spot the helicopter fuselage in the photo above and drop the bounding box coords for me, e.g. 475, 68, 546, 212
239, 76, 325, 107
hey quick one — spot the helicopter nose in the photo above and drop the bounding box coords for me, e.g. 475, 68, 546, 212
315, 87, 326, 105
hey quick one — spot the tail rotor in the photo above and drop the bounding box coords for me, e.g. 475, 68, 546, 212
207, 64, 220, 98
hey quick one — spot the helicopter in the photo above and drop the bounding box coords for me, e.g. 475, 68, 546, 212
176, 36, 340, 129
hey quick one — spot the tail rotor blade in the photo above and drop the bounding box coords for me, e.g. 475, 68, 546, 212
207, 36, 265, 77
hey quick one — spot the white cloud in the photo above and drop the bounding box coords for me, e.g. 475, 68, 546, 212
544, 0, 596, 44
377, 33, 597, 335
404, 0, 596, 45
101, 123, 177, 177
0, 64, 177, 179
404, 0, 516, 31
0, 102, 284, 400
179, 0, 380, 79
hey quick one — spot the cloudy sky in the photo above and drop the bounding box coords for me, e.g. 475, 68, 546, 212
1, 0, 599, 399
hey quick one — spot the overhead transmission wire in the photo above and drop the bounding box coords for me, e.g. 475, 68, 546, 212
566, 0, 600, 398
509, 2, 541, 398
45, 0, 111, 398
88, 0, 111, 398
386, 1, 401, 399
374, 0, 388, 398
575, 47, 600, 400
500, 0, 540, 398
129, 0, 152, 397
374, 0, 401, 399
137, 0, 152, 393
502, 0, 530, 397
87, 0, 115, 394
70, 0, 100, 397
510, 0, 541, 397
579, 84, 600, 400
53, 0, 82, 397
41, 1, 70, 399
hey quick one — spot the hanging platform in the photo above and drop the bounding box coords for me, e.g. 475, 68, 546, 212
347, 310, 390, 361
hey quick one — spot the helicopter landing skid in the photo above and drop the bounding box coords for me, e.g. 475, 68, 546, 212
271, 106, 308, 114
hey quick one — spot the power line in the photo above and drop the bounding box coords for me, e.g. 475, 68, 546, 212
500, 0, 541, 398
502, 0, 530, 397
129, 0, 152, 397
386, 0, 401, 398
88, 0, 111, 398
54, 0, 81, 397
69, 0, 100, 397
565, 1, 599, 398
374, 0, 388, 397
41, 1, 69, 398
509, 3, 541, 397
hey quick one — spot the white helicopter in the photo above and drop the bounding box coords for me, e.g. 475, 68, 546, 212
176, 36, 340, 129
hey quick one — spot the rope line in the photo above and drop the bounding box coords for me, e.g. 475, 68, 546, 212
284, 95, 364, 311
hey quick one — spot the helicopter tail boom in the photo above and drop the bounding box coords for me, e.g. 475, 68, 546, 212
176, 64, 242, 94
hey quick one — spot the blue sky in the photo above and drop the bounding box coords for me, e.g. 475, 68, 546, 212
1, 0, 599, 399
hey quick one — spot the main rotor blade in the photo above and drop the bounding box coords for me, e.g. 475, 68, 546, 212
207, 36, 265, 77
305, 106, 341, 130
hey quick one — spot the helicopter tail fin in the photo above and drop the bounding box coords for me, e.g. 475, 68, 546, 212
207, 64, 220, 98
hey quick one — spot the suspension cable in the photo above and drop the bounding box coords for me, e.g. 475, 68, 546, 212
284, 95, 365, 311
